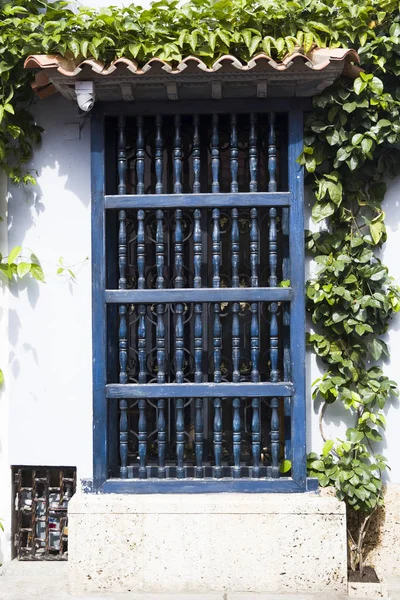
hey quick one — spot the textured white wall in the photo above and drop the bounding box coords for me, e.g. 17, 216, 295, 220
0, 170, 12, 563
6, 97, 92, 478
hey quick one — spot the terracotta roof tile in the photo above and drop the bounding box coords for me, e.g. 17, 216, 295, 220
24, 48, 360, 101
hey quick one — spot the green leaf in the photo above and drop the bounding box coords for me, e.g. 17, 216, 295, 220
217, 29, 230, 47
370, 269, 386, 281
208, 32, 217, 52
17, 262, 31, 278
129, 44, 141, 59
361, 138, 373, 154
326, 130, 340, 146
310, 460, 325, 471
343, 102, 357, 113
317, 473, 330, 486
322, 440, 334, 456
188, 31, 198, 52
4, 103, 14, 115
249, 36, 262, 57
280, 460, 291, 474
68, 39, 81, 58
80, 40, 90, 58
370, 77, 383, 95
30, 264, 45, 283
304, 32, 314, 52
370, 217, 385, 245
0, 369, 3, 385
354, 78, 367, 95
8, 246, 22, 265
312, 202, 335, 223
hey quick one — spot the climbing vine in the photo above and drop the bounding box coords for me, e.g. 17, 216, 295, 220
1, 0, 400, 573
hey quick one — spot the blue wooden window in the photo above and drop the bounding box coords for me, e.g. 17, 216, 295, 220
92, 100, 315, 493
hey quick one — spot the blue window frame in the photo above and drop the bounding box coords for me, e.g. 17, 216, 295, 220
91, 99, 315, 493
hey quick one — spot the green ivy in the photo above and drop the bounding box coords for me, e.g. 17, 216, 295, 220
1, 0, 400, 574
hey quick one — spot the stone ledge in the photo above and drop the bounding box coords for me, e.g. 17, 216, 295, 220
68, 490, 345, 515
68, 492, 347, 595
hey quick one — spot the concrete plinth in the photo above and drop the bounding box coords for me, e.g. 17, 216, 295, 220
68, 492, 347, 595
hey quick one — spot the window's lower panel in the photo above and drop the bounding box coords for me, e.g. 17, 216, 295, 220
108, 394, 291, 481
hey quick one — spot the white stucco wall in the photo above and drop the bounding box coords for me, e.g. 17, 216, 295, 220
1, 0, 400, 563
6, 97, 93, 476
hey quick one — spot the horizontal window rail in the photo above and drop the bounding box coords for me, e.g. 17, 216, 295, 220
105, 192, 291, 209
105, 287, 292, 303
106, 382, 293, 398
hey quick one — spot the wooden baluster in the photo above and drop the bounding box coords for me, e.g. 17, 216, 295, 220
250, 208, 261, 478
155, 115, 163, 194
136, 115, 145, 194
269, 108, 280, 475
193, 208, 203, 477
231, 207, 241, 478
193, 115, 201, 194
137, 209, 147, 478
174, 209, 185, 478
118, 116, 127, 196
249, 113, 258, 192
212, 208, 222, 477
211, 114, 220, 193
249, 116, 260, 477
230, 114, 238, 193
174, 114, 183, 194
156, 209, 166, 478
117, 116, 128, 479
268, 112, 277, 193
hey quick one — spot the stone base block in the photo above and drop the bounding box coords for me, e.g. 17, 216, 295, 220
68, 492, 346, 595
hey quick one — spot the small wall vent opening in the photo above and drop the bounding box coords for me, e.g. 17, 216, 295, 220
12, 466, 76, 560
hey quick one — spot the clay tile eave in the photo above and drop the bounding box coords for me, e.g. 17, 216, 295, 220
24, 47, 361, 101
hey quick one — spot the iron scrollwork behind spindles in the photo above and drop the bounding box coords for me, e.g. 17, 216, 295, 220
174, 209, 185, 478
156, 209, 166, 478
231, 206, 241, 478
137, 209, 147, 479
117, 115, 128, 479
212, 207, 222, 478
193, 207, 204, 477
268, 112, 280, 477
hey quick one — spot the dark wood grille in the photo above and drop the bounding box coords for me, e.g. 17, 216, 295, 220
13, 466, 76, 560
95, 103, 307, 491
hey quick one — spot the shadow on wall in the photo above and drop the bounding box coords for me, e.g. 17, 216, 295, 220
8, 94, 91, 248
6, 94, 91, 376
